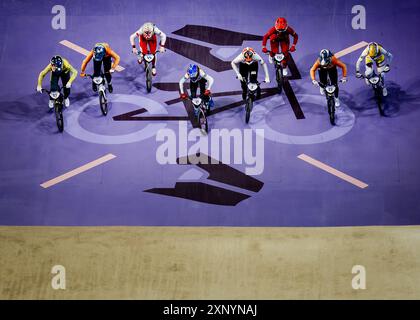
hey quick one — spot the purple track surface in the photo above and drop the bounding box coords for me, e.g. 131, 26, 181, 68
1, 0, 420, 226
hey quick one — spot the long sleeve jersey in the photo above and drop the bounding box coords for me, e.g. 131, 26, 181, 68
262, 26, 298, 47
179, 68, 214, 94
231, 52, 269, 80
356, 45, 393, 71
37, 58, 78, 87
310, 56, 348, 80
81, 43, 120, 73
130, 24, 167, 47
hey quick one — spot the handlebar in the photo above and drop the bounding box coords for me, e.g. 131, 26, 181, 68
264, 49, 289, 55
133, 50, 164, 56
39, 87, 62, 94
82, 72, 111, 79
356, 65, 390, 79
317, 79, 346, 88
235, 76, 263, 84
181, 93, 210, 101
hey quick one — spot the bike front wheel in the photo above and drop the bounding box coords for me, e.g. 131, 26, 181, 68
198, 108, 208, 134
245, 97, 253, 124
276, 67, 283, 94
55, 103, 64, 132
146, 66, 152, 93
99, 91, 108, 116
327, 97, 335, 126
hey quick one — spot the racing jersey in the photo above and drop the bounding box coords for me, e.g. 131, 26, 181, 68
231, 51, 269, 79
37, 58, 78, 87
310, 56, 348, 80
356, 45, 393, 71
262, 26, 299, 47
179, 68, 214, 94
81, 43, 120, 73
129, 24, 167, 47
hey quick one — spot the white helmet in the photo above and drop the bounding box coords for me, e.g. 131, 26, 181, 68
142, 22, 155, 39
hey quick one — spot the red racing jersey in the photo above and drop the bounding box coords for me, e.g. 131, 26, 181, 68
262, 26, 299, 47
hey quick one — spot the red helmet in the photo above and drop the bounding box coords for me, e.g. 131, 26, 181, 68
275, 17, 288, 32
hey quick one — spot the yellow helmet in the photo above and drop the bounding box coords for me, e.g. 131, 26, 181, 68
368, 42, 379, 58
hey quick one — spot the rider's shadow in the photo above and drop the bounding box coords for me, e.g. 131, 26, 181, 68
70, 84, 113, 118
382, 79, 420, 117
0, 95, 50, 123
120, 60, 155, 93
120, 61, 143, 91
84, 103, 111, 118
348, 79, 420, 118
0, 94, 67, 134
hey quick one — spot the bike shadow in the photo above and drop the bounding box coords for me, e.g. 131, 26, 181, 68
0, 94, 69, 135
0, 94, 51, 123
119, 60, 150, 93
70, 90, 112, 118
347, 80, 420, 118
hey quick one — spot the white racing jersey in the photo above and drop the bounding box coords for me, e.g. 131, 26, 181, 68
231, 51, 269, 80
179, 68, 214, 94
129, 23, 167, 47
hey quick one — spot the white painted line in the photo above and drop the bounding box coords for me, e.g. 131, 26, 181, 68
298, 154, 368, 189
59, 40, 125, 72
40, 154, 117, 189
335, 41, 368, 58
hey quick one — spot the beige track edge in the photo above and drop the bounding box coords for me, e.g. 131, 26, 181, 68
1, 226, 419, 299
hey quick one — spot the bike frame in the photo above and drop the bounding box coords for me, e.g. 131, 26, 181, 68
188, 94, 209, 133
42, 87, 64, 104
86, 73, 108, 97
359, 70, 385, 91
244, 79, 260, 101
318, 79, 342, 125
137, 51, 160, 92
358, 68, 389, 116
267, 50, 287, 71
41, 87, 64, 131
318, 80, 337, 99
188, 94, 209, 115
84, 72, 110, 116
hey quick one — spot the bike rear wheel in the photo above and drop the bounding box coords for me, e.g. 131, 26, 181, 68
55, 103, 64, 132
99, 91, 108, 116
245, 97, 253, 124
327, 98, 335, 125
276, 67, 283, 94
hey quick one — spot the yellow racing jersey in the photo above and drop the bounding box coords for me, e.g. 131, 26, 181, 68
356, 44, 393, 71
37, 58, 78, 87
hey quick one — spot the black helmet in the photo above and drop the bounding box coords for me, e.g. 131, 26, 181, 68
50, 55, 63, 72
319, 49, 333, 66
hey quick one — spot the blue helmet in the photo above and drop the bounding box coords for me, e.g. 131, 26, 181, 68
188, 64, 199, 79
50, 55, 63, 72
319, 49, 333, 66
93, 45, 106, 61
